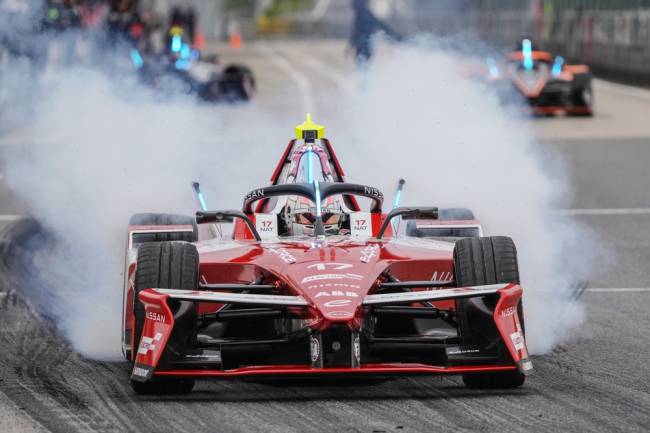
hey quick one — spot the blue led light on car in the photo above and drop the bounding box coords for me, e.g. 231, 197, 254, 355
175, 59, 190, 70
522, 39, 534, 71
173, 43, 192, 70
552, 56, 565, 77
307, 147, 313, 183
392, 179, 405, 232
313, 180, 322, 217
192, 182, 208, 210
171, 35, 182, 53
392, 189, 402, 209
180, 43, 191, 60
197, 191, 208, 211
486, 57, 499, 78
130, 49, 143, 69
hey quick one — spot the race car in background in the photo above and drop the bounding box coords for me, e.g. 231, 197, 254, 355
484, 38, 593, 116
121, 115, 531, 394
128, 6, 255, 103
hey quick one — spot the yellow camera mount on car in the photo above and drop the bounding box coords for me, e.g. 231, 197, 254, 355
295, 113, 324, 142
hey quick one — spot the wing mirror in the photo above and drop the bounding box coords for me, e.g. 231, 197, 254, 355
196, 210, 261, 241
377, 207, 438, 239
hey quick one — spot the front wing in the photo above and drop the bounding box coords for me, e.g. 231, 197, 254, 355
131, 284, 533, 382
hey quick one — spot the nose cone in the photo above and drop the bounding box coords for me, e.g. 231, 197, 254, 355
266, 239, 383, 323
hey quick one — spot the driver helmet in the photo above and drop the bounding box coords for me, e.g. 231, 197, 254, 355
283, 196, 344, 236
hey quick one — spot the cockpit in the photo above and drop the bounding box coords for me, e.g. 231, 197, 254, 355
196, 114, 391, 241
256, 148, 357, 237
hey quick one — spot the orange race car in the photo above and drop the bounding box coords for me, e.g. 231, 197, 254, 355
485, 39, 593, 116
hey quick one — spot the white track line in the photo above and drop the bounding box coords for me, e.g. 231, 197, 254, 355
0, 214, 23, 222
596, 78, 650, 102
275, 45, 353, 92
585, 288, 650, 293
550, 208, 650, 216
256, 43, 314, 113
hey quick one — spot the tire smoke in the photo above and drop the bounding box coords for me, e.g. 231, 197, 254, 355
1, 33, 597, 358
333, 42, 597, 354
2, 61, 285, 359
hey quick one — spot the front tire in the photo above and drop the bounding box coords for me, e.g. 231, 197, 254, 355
453, 236, 526, 389
131, 241, 199, 394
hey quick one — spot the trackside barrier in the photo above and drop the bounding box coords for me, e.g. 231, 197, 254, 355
470, 1, 650, 85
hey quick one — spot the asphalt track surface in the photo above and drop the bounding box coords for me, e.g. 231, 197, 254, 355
1, 41, 650, 432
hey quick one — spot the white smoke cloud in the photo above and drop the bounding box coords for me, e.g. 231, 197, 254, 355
1, 33, 597, 358
3, 58, 296, 359
333, 42, 595, 354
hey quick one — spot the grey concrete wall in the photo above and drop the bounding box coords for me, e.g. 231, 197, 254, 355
213, 0, 650, 85
471, 7, 650, 85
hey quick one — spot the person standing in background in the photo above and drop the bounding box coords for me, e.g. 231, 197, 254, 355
349, 0, 401, 67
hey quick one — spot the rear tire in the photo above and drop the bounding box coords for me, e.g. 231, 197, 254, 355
453, 236, 526, 389
131, 241, 199, 394
129, 213, 198, 243
570, 77, 594, 116
222, 65, 255, 101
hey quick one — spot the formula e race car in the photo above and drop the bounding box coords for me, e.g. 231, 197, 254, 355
485, 39, 593, 116
122, 116, 532, 394
127, 10, 254, 103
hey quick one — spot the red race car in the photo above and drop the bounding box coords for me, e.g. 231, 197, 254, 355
121, 116, 533, 394
484, 38, 593, 116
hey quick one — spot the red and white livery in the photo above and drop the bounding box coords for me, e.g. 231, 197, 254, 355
122, 115, 532, 394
